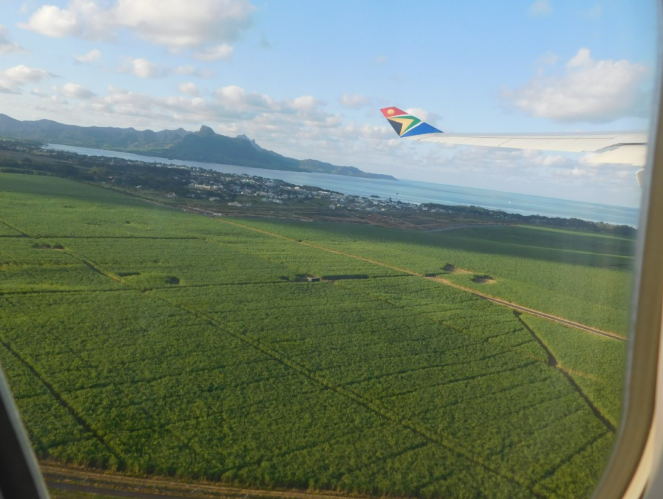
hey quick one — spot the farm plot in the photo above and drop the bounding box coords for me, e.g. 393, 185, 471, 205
234, 219, 634, 335
1, 278, 537, 498
0, 238, 126, 293
158, 277, 615, 496
519, 314, 626, 426
0, 173, 629, 499
61, 237, 304, 289
0, 174, 222, 238
209, 233, 406, 279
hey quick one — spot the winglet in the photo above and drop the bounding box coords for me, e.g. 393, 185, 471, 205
380, 106, 442, 137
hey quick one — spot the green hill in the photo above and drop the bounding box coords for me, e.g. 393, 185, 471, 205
0, 114, 395, 180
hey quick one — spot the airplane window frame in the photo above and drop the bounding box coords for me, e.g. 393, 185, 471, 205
593, 3, 663, 496
0, 5, 663, 499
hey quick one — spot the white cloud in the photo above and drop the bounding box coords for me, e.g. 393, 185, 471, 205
373, 55, 388, 65
291, 95, 318, 113
214, 85, 266, 109
118, 57, 164, 79
0, 64, 54, 93
0, 26, 26, 56
129, 58, 160, 79
529, 0, 552, 17
21, 0, 256, 49
55, 82, 95, 99
502, 48, 650, 123
20, 0, 111, 39
33, 83, 333, 130
212, 85, 324, 118
75, 48, 100, 63
178, 82, 199, 96
405, 107, 440, 124
340, 93, 369, 109
114, 0, 255, 48
194, 44, 233, 61
567, 47, 592, 68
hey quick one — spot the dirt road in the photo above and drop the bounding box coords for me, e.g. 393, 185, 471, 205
43, 463, 365, 499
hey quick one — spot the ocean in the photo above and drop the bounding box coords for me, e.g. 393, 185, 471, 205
44, 144, 641, 227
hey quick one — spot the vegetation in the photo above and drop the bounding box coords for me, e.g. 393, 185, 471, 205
0, 173, 631, 499
519, 315, 626, 426
234, 219, 635, 335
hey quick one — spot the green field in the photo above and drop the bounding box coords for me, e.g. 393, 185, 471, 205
0, 174, 632, 499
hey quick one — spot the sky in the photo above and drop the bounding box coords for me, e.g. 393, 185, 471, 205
0, 0, 658, 208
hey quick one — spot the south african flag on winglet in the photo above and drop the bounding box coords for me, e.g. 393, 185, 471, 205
380, 106, 442, 137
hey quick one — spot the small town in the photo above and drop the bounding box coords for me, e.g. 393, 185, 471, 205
182, 167, 416, 212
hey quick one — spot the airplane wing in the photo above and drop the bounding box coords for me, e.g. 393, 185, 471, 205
380, 107, 648, 167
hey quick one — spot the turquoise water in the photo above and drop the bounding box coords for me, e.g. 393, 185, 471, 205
45, 144, 641, 227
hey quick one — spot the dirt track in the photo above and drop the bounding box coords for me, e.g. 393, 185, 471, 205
427, 276, 626, 341
209, 213, 626, 342
43, 463, 368, 499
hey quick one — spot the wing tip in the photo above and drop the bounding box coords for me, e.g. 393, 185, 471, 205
380, 106, 443, 137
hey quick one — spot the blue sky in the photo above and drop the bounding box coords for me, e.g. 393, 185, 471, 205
0, 0, 658, 207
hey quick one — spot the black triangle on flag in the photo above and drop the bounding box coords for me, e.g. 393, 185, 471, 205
388, 119, 402, 135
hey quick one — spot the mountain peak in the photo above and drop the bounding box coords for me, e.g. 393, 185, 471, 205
236, 133, 264, 151
198, 125, 215, 137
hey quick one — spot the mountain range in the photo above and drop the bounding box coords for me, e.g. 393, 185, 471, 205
0, 114, 395, 180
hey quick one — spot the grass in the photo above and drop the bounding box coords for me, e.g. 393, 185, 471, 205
0, 173, 631, 499
519, 314, 626, 426
232, 219, 635, 335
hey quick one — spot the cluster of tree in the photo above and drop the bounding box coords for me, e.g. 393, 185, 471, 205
0, 145, 192, 194
422, 203, 637, 236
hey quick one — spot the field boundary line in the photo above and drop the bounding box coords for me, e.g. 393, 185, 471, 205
0, 217, 30, 237
0, 287, 130, 297
514, 312, 616, 433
